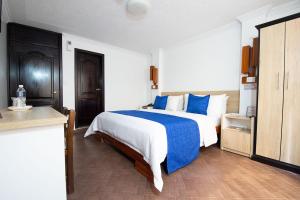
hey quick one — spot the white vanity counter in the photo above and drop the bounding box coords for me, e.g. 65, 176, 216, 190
0, 107, 68, 200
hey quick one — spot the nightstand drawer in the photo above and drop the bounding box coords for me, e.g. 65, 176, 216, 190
221, 128, 251, 156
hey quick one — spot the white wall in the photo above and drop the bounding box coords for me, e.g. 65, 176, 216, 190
0, 22, 8, 109
149, 48, 164, 103
162, 21, 241, 93
62, 33, 151, 111
159, 1, 300, 115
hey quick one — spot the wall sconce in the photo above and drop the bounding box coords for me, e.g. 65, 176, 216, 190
150, 66, 158, 89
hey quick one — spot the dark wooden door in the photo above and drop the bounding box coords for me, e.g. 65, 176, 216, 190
75, 49, 104, 127
8, 23, 62, 110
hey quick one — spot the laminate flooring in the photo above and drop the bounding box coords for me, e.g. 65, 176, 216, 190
68, 129, 300, 200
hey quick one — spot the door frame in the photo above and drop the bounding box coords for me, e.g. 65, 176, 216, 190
74, 48, 105, 128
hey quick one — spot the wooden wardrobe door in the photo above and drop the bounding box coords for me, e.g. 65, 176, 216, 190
280, 18, 300, 166
256, 22, 285, 160
8, 23, 62, 110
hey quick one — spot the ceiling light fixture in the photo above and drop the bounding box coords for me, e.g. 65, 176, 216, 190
127, 0, 151, 15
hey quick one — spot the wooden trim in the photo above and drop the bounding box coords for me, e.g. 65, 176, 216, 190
253, 29, 261, 158
256, 13, 300, 30
161, 90, 239, 113
63, 108, 76, 194
97, 132, 154, 183
74, 49, 105, 128
58, 34, 63, 111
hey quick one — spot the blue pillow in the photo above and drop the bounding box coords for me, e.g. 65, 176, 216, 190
153, 96, 168, 110
186, 94, 210, 115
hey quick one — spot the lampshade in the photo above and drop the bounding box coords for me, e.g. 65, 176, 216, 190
127, 0, 151, 15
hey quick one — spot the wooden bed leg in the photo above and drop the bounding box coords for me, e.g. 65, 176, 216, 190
134, 160, 154, 184
94, 134, 103, 142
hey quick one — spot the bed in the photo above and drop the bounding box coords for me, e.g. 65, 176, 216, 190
85, 90, 239, 191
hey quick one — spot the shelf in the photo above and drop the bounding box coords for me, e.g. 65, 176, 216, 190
225, 114, 251, 121
224, 126, 251, 134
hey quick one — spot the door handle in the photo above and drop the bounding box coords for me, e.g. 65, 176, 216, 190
285, 72, 289, 90
53, 91, 57, 94
96, 88, 101, 91
276, 72, 280, 90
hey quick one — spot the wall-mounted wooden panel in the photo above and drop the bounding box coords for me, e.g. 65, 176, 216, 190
241, 46, 251, 74
248, 37, 259, 77
150, 66, 158, 86
251, 37, 259, 68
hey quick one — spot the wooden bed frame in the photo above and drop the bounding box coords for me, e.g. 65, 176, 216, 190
96, 132, 154, 183
95, 90, 239, 185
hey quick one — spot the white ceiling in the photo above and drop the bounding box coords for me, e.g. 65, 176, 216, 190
6, 0, 292, 53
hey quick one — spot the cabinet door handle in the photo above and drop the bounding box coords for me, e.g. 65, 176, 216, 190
286, 72, 289, 90
96, 88, 101, 91
53, 91, 57, 94
277, 72, 280, 90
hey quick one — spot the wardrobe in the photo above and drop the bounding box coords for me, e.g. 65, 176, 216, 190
7, 23, 62, 111
253, 13, 300, 173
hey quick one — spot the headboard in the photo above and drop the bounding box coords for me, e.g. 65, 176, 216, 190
161, 90, 240, 113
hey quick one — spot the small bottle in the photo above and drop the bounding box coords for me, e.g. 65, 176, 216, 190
16, 85, 26, 98
16, 85, 26, 107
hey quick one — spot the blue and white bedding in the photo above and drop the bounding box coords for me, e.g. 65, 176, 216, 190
112, 110, 200, 174
85, 109, 217, 192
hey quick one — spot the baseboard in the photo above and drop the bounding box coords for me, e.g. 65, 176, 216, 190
251, 154, 300, 174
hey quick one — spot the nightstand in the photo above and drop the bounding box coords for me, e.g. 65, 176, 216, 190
221, 113, 255, 157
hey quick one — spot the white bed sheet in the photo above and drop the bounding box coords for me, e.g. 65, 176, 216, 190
209, 116, 221, 127
85, 109, 218, 192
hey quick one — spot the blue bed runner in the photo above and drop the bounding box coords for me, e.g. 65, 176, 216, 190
111, 110, 200, 174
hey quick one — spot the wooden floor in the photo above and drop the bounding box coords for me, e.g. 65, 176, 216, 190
68, 129, 300, 200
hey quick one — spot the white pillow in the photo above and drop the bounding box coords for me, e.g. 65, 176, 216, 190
166, 95, 184, 111
184, 94, 189, 111
207, 94, 228, 119
184, 94, 228, 119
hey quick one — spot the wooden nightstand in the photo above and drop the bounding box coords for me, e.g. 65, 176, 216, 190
221, 113, 255, 157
